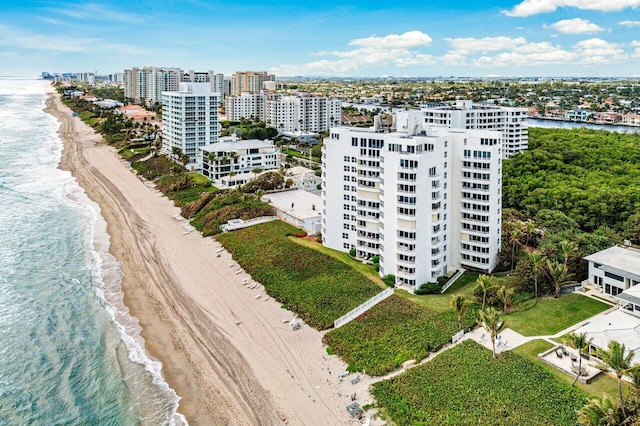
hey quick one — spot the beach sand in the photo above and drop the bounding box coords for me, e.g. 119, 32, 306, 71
45, 89, 375, 425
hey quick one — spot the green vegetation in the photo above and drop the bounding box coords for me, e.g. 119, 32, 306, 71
186, 190, 274, 236
216, 221, 380, 329
504, 294, 610, 336
323, 296, 478, 375
371, 340, 586, 426
118, 147, 150, 160
504, 128, 640, 233
512, 340, 622, 400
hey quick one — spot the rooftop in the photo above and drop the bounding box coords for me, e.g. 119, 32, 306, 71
573, 309, 640, 364
262, 190, 321, 221
584, 245, 640, 278
201, 138, 276, 152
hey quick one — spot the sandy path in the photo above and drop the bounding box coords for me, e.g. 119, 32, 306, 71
46, 90, 372, 425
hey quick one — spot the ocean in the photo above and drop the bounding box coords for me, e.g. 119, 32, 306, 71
0, 78, 185, 425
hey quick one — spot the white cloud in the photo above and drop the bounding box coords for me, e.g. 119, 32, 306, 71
51, 3, 143, 24
0, 25, 96, 52
631, 41, 640, 58
572, 38, 627, 64
348, 31, 432, 49
272, 31, 434, 76
445, 36, 527, 54
504, 0, 640, 17
619, 20, 640, 27
546, 18, 604, 34
0, 25, 145, 56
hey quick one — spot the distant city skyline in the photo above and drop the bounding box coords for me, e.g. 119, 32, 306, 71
2, 0, 640, 77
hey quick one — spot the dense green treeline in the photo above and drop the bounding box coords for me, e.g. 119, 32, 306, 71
503, 128, 640, 234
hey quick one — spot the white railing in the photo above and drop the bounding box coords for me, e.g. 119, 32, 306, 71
220, 216, 279, 232
451, 330, 464, 343
334, 288, 394, 328
440, 269, 465, 294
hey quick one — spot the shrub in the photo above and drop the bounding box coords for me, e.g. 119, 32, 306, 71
383, 274, 396, 287
371, 340, 586, 425
323, 296, 479, 375
371, 255, 380, 264
414, 282, 441, 295
349, 247, 356, 257
217, 221, 380, 329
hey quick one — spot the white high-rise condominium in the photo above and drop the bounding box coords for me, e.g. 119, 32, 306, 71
124, 66, 181, 105
421, 100, 528, 158
322, 111, 502, 289
225, 92, 341, 132
225, 92, 267, 121
162, 82, 220, 170
182, 70, 225, 97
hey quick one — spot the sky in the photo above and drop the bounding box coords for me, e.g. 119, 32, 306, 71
2, 0, 640, 77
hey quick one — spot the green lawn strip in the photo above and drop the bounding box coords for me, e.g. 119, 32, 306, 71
168, 185, 217, 206
396, 271, 480, 311
290, 237, 386, 288
283, 148, 320, 162
216, 221, 380, 329
513, 339, 623, 399
371, 340, 586, 426
187, 172, 212, 186
504, 293, 611, 336
323, 296, 478, 375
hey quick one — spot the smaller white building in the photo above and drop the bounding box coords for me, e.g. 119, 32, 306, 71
584, 245, 640, 299
284, 166, 321, 192
262, 190, 322, 235
199, 135, 280, 184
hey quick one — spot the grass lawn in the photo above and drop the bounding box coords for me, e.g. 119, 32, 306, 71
323, 295, 478, 375
119, 147, 151, 160
216, 221, 380, 329
397, 271, 480, 311
504, 293, 611, 336
395, 271, 517, 311
513, 339, 623, 399
290, 237, 385, 288
371, 340, 586, 426
187, 172, 213, 186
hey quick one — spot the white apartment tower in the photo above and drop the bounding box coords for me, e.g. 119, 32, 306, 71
322, 111, 502, 289
225, 92, 267, 121
124, 67, 181, 105
231, 71, 275, 96
162, 83, 220, 170
225, 92, 341, 132
421, 100, 528, 158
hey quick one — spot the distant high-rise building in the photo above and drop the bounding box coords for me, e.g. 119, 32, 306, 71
75, 72, 96, 85
124, 67, 181, 105
322, 111, 503, 289
162, 82, 220, 169
225, 92, 341, 132
421, 100, 528, 158
231, 71, 275, 96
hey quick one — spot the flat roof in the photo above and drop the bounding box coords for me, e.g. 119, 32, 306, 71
201, 139, 275, 151
261, 190, 322, 221
584, 246, 640, 278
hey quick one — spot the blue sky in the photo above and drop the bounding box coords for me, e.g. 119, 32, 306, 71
2, 0, 640, 77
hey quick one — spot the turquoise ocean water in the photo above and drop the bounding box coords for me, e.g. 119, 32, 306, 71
0, 78, 185, 425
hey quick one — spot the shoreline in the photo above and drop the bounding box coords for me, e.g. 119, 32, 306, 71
45, 88, 372, 425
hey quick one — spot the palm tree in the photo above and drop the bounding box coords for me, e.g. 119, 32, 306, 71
478, 307, 506, 359
565, 332, 593, 386
528, 250, 545, 299
509, 227, 523, 273
559, 240, 576, 266
577, 395, 618, 426
546, 259, 573, 298
523, 220, 536, 247
451, 295, 470, 331
476, 274, 494, 311
595, 341, 635, 419
496, 286, 514, 313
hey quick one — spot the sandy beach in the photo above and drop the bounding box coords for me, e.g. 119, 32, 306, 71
45, 89, 374, 425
